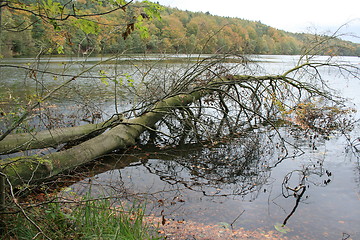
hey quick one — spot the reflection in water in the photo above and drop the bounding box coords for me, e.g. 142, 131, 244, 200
141, 130, 289, 200
71, 129, 279, 197
63, 126, 360, 239
280, 160, 333, 226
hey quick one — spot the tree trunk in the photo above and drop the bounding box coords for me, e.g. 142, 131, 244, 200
0, 115, 123, 154
0, 89, 206, 186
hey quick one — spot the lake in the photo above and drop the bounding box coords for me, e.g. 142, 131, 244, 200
1, 54, 360, 239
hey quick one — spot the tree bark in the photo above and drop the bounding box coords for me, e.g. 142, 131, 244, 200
0, 88, 206, 186
0, 115, 123, 154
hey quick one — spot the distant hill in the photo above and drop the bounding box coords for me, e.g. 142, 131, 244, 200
1, 1, 359, 56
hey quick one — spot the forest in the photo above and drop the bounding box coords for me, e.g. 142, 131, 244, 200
1, 0, 360, 57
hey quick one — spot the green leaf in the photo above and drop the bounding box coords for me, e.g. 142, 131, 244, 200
274, 223, 291, 233
142, 1, 164, 20
116, 77, 124, 86
74, 19, 99, 35
100, 70, 109, 85
135, 21, 149, 39
123, 73, 134, 87
101, 78, 109, 85
56, 45, 64, 54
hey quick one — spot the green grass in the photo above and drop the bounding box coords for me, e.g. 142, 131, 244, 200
1, 196, 161, 240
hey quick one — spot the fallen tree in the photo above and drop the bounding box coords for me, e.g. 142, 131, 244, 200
1, 57, 358, 187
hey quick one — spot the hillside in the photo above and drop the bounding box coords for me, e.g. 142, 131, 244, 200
0, 0, 359, 56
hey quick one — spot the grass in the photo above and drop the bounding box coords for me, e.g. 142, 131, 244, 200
1, 195, 161, 240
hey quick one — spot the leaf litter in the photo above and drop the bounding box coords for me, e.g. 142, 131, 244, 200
146, 215, 301, 239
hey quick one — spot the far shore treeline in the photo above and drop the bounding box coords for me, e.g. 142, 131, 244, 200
1, 0, 359, 57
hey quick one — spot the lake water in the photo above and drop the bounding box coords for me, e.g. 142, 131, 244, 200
1, 55, 360, 239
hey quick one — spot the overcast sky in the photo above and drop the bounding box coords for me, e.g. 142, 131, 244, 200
154, 0, 360, 43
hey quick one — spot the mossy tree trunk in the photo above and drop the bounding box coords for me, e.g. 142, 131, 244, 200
0, 87, 206, 186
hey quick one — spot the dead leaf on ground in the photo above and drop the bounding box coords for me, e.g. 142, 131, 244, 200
146, 215, 301, 240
